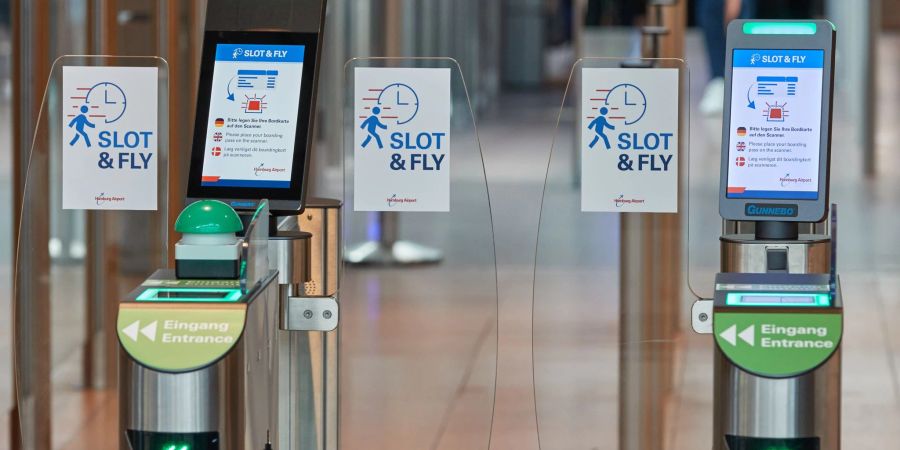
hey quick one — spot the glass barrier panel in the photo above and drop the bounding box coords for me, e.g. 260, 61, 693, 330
532, 57, 700, 448
340, 57, 498, 449
687, 100, 722, 299
241, 200, 270, 293
13, 55, 169, 449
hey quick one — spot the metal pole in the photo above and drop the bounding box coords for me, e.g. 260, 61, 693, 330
618, 1, 685, 449
10, 0, 52, 448
826, 0, 878, 176
863, 0, 879, 175
343, 1, 442, 266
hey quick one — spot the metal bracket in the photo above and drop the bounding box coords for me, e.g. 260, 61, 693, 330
281, 295, 338, 331
691, 299, 714, 334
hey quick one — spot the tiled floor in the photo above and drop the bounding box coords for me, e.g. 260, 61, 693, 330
6, 31, 900, 450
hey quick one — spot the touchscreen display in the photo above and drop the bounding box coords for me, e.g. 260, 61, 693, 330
726, 49, 824, 200
200, 43, 305, 189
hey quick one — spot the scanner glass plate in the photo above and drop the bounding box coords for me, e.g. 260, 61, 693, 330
726, 292, 831, 307
136, 287, 242, 302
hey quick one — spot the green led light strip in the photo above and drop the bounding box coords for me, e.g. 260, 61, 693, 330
743, 22, 817, 35
725, 292, 831, 307
136, 287, 242, 303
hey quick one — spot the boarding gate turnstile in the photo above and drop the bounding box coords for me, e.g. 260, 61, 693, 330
118, 201, 281, 449
10, 2, 346, 448
13, 24, 498, 450
700, 224, 842, 450
119, 0, 340, 446
692, 20, 843, 450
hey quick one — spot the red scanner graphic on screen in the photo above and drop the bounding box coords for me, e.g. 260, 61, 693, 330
241, 94, 268, 114
763, 101, 788, 122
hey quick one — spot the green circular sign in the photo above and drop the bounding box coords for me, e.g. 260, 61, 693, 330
117, 304, 247, 373
714, 311, 842, 378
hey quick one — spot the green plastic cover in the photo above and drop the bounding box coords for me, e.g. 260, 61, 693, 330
174, 200, 243, 234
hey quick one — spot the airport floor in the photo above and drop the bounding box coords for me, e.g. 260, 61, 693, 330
3, 32, 900, 449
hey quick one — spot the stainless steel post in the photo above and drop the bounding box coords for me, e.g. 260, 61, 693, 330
270, 231, 318, 450
11, 0, 52, 448
714, 229, 840, 450
274, 198, 341, 450
618, 2, 686, 449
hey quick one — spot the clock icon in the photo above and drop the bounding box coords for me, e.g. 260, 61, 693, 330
84, 81, 127, 123
605, 83, 647, 125
377, 83, 419, 125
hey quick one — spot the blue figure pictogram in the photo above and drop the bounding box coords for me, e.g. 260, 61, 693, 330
68, 105, 96, 147
361, 106, 388, 149
588, 107, 615, 149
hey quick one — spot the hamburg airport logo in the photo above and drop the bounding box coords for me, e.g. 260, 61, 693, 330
67, 81, 127, 148
359, 82, 420, 149
614, 193, 646, 207
253, 163, 286, 177
750, 53, 762, 65
586, 83, 647, 150
780, 173, 812, 188
95, 192, 125, 206
232, 48, 243, 59
781, 172, 793, 187
385, 193, 417, 207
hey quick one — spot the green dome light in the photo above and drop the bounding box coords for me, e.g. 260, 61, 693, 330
174, 200, 243, 234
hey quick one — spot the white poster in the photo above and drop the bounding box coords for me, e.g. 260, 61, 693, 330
581, 68, 679, 213
353, 68, 451, 211
62, 66, 158, 210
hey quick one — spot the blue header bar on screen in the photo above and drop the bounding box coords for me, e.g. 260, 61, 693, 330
733, 49, 824, 69
215, 44, 305, 63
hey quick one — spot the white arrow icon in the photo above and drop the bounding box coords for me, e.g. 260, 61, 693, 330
140, 321, 158, 342
720, 325, 737, 347
122, 320, 141, 342
739, 325, 755, 347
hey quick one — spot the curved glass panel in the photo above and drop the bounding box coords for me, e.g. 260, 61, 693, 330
533, 58, 697, 448
340, 58, 498, 449
687, 110, 722, 299
13, 56, 169, 448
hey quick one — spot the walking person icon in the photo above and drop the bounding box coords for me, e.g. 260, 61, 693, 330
68, 105, 96, 147
361, 106, 388, 149
588, 107, 616, 149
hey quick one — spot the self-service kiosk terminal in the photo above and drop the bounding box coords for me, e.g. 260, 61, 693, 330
117, 2, 338, 449
692, 20, 842, 450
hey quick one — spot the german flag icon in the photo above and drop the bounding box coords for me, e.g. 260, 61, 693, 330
214, 118, 225, 127
736, 127, 747, 136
